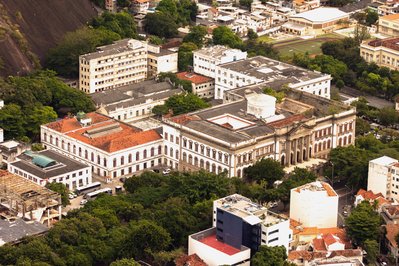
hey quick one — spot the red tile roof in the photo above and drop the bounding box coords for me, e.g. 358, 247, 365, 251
168, 114, 201, 125
176, 72, 213, 84
357, 189, 389, 207
175, 254, 207, 266
312, 238, 327, 251
200, 234, 241, 256
45, 113, 162, 153
323, 233, 344, 247
268, 114, 305, 128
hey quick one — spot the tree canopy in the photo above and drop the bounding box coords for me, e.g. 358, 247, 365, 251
152, 93, 209, 116
212, 26, 243, 49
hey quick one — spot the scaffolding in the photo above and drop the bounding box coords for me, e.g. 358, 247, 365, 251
0, 170, 62, 227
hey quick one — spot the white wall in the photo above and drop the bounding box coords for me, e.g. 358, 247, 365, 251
368, 161, 390, 198
290, 187, 338, 228
261, 219, 292, 252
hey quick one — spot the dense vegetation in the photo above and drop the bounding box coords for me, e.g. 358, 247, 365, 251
46, 12, 137, 78
152, 93, 210, 116
0, 70, 94, 141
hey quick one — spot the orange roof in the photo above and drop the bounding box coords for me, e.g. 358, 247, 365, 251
175, 254, 207, 266
357, 189, 389, 207
268, 114, 305, 128
323, 233, 344, 247
134, 0, 149, 3
381, 13, 399, 21
288, 250, 313, 261
312, 238, 327, 251
386, 223, 399, 248
176, 72, 213, 84
168, 114, 200, 125
322, 182, 338, 197
45, 113, 162, 153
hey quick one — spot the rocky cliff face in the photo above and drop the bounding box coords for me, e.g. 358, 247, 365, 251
0, 0, 98, 76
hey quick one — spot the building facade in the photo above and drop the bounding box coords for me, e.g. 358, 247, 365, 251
41, 112, 164, 180
8, 150, 92, 190
214, 56, 332, 100
290, 181, 339, 228
193, 46, 247, 78
162, 85, 356, 178
360, 37, 399, 70
379, 13, 399, 37
367, 156, 399, 200
147, 44, 178, 78
176, 72, 215, 98
131, 0, 149, 13
79, 39, 148, 94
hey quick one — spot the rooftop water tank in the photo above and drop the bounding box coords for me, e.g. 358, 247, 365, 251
246, 93, 276, 119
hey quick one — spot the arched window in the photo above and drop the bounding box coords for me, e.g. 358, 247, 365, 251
206, 161, 210, 171
136, 152, 140, 161
212, 164, 216, 173
338, 138, 342, 146
314, 144, 318, 153
62, 140, 65, 150
121, 156, 124, 165
188, 155, 193, 164
225, 154, 229, 164
44, 133, 47, 142
55, 138, 59, 146
318, 143, 322, 152
218, 166, 222, 174
175, 150, 179, 159
78, 147, 82, 157
200, 159, 204, 168
143, 150, 147, 159
151, 147, 155, 156
50, 135, 53, 144
194, 157, 199, 166
323, 141, 326, 150
85, 150, 88, 159
348, 135, 352, 144
165, 145, 168, 156
113, 158, 117, 167
128, 154, 132, 163
97, 155, 101, 164
170, 147, 173, 157
195, 143, 199, 152
103, 158, 107, 167
237, 169, 242, 177
158, 145, 162, 155
327, 139, 331, 149
73, 145, 76, 154
91, 152, 94, 162
183, 152, 187, 162
68, 143, 71, 152
343, 136, 347, 146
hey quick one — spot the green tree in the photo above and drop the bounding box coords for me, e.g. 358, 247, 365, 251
26, 106, 57, 139
46, 27, 120, 77
240, 0, 253, 8
379, 107, 398, 126
366, 10, 378, 26
247, 29, 258, 40
183, 26, 207, 48
110, 258, 140, 266
364, 239, 379, 264
157, 0, 178, 21
263, 87, 285, 103
154, 93, 209, 115
355, 118, 371, 136
212, 26, 243, 49
117, 0, 131, 7
45, 182, 70, 206
346, 201, 381, 246
251, 245, 287, 266
145, 13, 178, 38
0, 104, 26, 139
149, 35, 164, 45
178, 42, 198, 71
244, 158, 285, 188
90, 12, 137, 39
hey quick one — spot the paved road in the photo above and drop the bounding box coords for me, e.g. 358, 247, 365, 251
341, 87, 394, 109
336, 187, 353, 227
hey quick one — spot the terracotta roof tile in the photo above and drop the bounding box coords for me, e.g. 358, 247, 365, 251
357, 189, 389, 207
268, 114, 305, 128
175, 254, 207, 266
176, 72, 213, 84
168, 114, 201, 125
386, 223, 399, 248
312, 238, 327, 251
382, 13, 399, 21
323, 233, 343, 247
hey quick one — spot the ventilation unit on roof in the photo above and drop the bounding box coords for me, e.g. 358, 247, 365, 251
246, 93, 276, 119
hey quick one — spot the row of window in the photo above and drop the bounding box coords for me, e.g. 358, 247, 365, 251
182, 138, 230, 163
181, 153, 228, 174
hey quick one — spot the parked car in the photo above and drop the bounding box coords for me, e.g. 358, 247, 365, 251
268, 201, 279, 208
343, 210, 348, 217
68, 192, 77, 199
119, 177, 127, 183
80, 199, 88, 205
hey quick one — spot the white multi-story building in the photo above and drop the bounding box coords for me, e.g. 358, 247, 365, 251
176, 72, 215, 98
131, 0, 149, 13
290, 181, 339, 228
162, 84, 355, 177
189, 194, 292, 266
193, 46, 247, 78
367, 156, 399, 200
8, 150, 92, 191
215, 55, 332, 100
79, 39, 148, 94
147, 44, 178, 78
40, 112, 164, 180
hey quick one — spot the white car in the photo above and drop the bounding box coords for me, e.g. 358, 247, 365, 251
80, 199, 88, 205
68, 194, 75, 200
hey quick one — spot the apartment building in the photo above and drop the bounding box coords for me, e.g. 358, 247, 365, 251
105, 0, 116, 12
79, 39, 148, 94
8, 150, 92, 191
189, 194, 292, 266
193, 46, 247, 78
360, 37, 399, 70
379, 13, 399, 37
214, 55, 332, 100
290, 181, 339, 228
147, 44, 178, 78
367, 155, 399, 200
292, 0, 320, 13
176, 72, 215, 98
162, 84, 356, 177
91, 80, 183, 122
131, 0, 149, 13
41, 112, 164, 180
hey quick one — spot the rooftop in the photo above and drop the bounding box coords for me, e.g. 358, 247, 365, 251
370, 155, 398, 166
386, 223, 399, 248
380, 13, 399, 21
294, 181, 338, 197
0, 219, 48, 246
44, 112, 162, 153
214, 194, 287, 226
194, 45, 246, 59
176, 72, 213, 84
80, 39, 146, 61
90, 80, 182, 113
11, 150, 89, 179
219, 56, 327, 84
290, 7, 348, 23
365, 37, 399, 52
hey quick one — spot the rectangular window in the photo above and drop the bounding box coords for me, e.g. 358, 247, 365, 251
268, 237, 279, 243
268, 229, 279, 235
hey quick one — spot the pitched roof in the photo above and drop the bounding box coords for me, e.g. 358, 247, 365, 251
176, 72, 213, 84
312, 238, 327, 251
357, 189, 390, 207
323, 233, 344, 247
45, 112, 162, 153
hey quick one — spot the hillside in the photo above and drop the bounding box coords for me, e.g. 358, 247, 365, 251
0, 0, 98, 76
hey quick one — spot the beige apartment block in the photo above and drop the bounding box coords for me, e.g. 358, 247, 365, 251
79, 39, 148, 94
360, 37, 399, 70
379, 13, 399, 37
